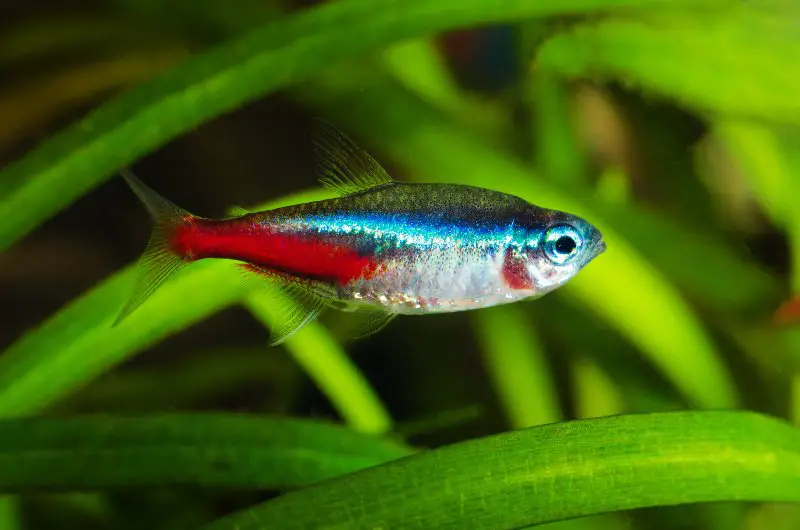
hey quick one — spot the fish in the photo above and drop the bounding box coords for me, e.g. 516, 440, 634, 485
114, 120, 606, 344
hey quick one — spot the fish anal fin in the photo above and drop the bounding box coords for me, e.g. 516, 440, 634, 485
334, 304, 397, 342
312, 118, 394, 197
240, 264, 333, 346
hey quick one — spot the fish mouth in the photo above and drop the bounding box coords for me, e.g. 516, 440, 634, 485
591, 239, 606, 258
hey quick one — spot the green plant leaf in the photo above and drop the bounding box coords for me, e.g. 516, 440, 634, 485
0, 190, 329, 418
0, 15, 162, 65
710, 121, 800, 288
200, 410, 800, 529
536, 4, 800, 124
571, 356, 625, 419
296, 68, 738, 409
0, 0, 736, 251
474, 305, 562, 429
704, 120, 800, 425
530, 70, 587, 186
0, 498, 20, 530
380, 38, 466, 117
0, 414, 412, 492
245, 291, 393, 435
54, 347, 302, 414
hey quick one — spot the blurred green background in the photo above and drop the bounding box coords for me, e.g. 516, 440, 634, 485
2, 0, 800, 529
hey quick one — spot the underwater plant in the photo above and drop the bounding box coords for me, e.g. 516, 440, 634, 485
1, 0, 800, 529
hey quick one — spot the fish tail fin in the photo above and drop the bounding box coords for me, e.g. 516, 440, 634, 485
113, 169, 196, 326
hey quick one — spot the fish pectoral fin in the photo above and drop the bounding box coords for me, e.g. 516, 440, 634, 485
312, 118, 395, 196
240, 264, 333, 346
335, 305, 397, 342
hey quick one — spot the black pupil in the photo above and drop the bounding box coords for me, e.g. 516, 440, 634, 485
555, 236, 576, 255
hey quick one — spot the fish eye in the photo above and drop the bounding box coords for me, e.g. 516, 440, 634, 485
543, 224, 582, 264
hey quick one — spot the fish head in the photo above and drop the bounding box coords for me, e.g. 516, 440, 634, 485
521, 210, 605, 296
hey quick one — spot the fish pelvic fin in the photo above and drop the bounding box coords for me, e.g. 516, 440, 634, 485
113, 169, 197, 326
312, 118, 394, 196
239, 264, 333, 346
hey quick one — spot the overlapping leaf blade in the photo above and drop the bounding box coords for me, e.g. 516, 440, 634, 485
200, 411, 800, 529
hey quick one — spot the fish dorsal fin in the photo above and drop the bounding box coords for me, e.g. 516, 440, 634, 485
312, 118, 394, 196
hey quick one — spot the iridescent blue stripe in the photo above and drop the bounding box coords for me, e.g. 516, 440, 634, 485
286, 212, 517, 255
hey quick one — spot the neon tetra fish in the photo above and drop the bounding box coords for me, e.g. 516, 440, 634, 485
115, 121, 606, 344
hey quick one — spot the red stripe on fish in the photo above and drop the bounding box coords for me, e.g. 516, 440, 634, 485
171, 218, 380, 284
501, 247, 533, 290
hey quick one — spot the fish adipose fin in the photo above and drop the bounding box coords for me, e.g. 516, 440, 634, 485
113, 170, 194, 326
241, 264, 333, 345
312, 118, 394, 196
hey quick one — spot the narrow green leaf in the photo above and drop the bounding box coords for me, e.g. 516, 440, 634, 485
0, 0, 735, 251
474, 305, 562, 428
711, 120, 796, 229
380, 39, 466, 117
531, 71, 587, 185
591, 198, 780, 315
571, 356, 625, 419
0, 189, 329, 418
200, 411, 800, 529
245, 291, 393, 435
0, 262, 245, 417
537, 4, 800, 124
0, 16, 157, 65
706, 120, 800, 427
0, 498, 20, 530
55, 347, 301, 414
0, 414, 412, 492
297, 69, 738, 409
711, 121, 800, 291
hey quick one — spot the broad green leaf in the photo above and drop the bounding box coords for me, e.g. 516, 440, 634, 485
200, 411, 800, 529
0, 190, 331, 418
297, 68, 738, 409
0, 0, 736, 251
536, 4, 800, 124
0, 414, 411, 492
